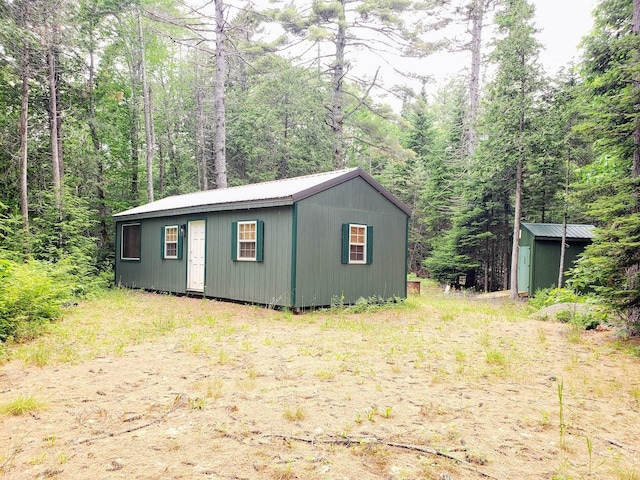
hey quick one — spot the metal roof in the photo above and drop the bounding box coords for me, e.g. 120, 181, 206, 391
114, 167, 412, 220
521, 223, 595, 240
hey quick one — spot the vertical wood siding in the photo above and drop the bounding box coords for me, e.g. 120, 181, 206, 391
294, 177, 408, 307
203, 207, 292, 306
115, 177, 408, 308
116, 207, 293, 306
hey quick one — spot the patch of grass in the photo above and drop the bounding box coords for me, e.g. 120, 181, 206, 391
485, 348, 507, 366
0, 394, 47, 416
21, 344, 53, 367
612, 463, 640, 480
315, 368, 336, 381
283, 405, 306, 422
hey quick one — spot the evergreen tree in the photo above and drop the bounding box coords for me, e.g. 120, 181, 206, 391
571, 0, 640, 334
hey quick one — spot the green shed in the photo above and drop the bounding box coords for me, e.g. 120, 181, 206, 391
517, 222, 595, 296
113, 168, 411, 309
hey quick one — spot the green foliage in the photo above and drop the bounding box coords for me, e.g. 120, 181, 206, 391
528, 288, 608, 331
528, 288, 585, 310
555, 310, 602, 331
0, 256, 67, 342
571, 0, 640, 334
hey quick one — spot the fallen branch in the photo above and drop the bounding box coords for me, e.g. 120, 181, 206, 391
70, 394, 188, 446
264, 434, 500, 479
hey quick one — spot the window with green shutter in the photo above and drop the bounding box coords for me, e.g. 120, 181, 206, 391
232, 220, 264, 262
341, 223, 373, 265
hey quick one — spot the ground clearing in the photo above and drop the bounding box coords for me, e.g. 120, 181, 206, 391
1, 289, 639, 479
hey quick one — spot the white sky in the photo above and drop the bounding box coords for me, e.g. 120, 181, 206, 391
534, 0, 598, 74
361, 0, 600, 106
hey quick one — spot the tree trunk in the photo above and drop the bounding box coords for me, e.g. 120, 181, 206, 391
465, 0, 489, 157
129, 40, 141, 203
138, 8, 155, 202
48, 46, 62, 210
558, 157, 570, 288
510, 157, 523, 299
194, 58, 206, 190
213, 0, 228, 189
87, 29, 109, 248
330, 0, 347, 169
18, 0, 31, 244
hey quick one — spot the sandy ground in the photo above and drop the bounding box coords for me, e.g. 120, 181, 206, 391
1, 292, 640, 480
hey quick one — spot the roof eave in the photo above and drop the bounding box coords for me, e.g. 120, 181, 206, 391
113, 198, 295, 222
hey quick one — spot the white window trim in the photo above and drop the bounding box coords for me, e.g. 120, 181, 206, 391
164, 225, 179, 259
121, 223, 141, 261
349, 223, 367, 265
237, 220, 257, 261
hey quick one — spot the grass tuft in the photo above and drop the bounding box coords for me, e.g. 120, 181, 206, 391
0, 394, 47, 416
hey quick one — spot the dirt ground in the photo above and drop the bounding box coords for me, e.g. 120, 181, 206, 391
1, 291, 640, 480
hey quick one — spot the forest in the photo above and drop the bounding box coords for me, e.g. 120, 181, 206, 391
0, 0, 638, 337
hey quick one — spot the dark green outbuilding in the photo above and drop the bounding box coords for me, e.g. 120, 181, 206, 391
517, 222, 595, 296
113, 168, 411, 309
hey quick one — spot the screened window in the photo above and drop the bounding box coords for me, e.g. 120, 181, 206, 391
121, 223, 141, 260
349, 224, 366, 264
238, 221, 257, 260
164, 225, 178, 259
232, 220, 264, 262
341, 223, 373, 265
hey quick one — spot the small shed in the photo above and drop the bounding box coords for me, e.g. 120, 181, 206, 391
113, 168, 411, 309
517, 222, 595, 296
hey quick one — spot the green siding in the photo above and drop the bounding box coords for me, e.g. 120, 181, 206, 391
115, 207, 293, 306
204, 208, 292, 306
519, 225, 591, 295
115, 176, 409, 309
294, 177, 408, 307
115, 217, 188, 292
530, 239, 589, 295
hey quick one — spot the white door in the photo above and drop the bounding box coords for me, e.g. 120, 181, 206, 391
187, 220, 206, 292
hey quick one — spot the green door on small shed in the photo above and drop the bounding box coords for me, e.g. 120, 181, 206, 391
517, 246, 530, 294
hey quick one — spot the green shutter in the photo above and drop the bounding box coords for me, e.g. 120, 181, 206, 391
161, 226, 165, 259
177, 226, 183, 260
231, 221, 238, 261
256, 220, 265, 262
366, 225, 373, 265
341, 223, 349, 264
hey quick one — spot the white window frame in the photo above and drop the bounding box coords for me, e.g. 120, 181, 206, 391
349, 224, 367, 264
164, 225, 179, 259
237, 221, 257, 261
121, 223, 141, 261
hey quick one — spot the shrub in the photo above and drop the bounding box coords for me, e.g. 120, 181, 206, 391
527, 288, 585, 311
0, 251, 108, 342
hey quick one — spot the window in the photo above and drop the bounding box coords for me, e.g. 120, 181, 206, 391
121, 223, 141, 260
232, 220, 264, 262
163, 225, 179, 259
341, 224, 373, 265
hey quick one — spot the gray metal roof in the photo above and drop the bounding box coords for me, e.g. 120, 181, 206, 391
521, 223, 595, 240
114, 167, 412, 221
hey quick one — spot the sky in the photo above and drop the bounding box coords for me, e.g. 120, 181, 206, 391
362, 0, 601, 105
534, 0, 598, 74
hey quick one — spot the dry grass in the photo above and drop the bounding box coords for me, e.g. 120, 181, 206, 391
0, 286, 639, 479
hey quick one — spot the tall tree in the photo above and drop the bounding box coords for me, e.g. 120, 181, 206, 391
213, 0, 227, 188
17, 0, 32, 240
571, 0, 640, 334
137, 5, 156, 202
272, 0, 446, 168
480, 0, 542, 298
462, 0, 494, 157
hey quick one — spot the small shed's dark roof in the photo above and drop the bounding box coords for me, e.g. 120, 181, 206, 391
521, 223, 595, 240
114, 167, 412, 221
